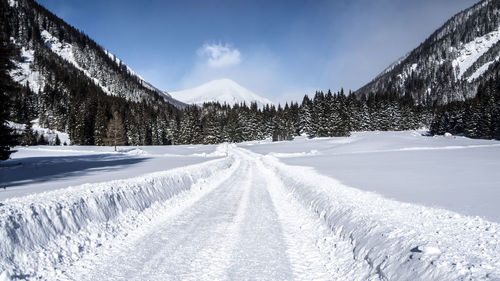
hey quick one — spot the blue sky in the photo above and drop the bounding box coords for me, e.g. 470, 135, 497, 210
37, 0, 478, 103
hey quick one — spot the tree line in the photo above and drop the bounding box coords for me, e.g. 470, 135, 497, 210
430, 77, 500, 139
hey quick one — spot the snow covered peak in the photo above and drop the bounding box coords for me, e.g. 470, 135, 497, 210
170, 79, 274, 108
356, 0, 500, 105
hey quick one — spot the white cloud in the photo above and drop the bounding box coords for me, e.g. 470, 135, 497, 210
197, 43, 241, 68
175, 43, 309, 104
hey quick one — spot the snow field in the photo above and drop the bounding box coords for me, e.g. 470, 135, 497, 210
261, 155, 500, 280
0, 154, 236, 280
1, 133, 499, 280
1, 143, 226, 200
243, 131, 500, 222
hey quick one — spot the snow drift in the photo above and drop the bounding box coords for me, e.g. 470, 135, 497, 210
261, 155, 500, 280
0, 155, 236, 279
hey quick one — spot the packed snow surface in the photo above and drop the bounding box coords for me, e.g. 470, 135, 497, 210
170, 78, 273, 108
0, 131, 499, 280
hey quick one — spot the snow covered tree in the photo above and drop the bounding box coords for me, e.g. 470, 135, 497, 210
202, 109, 222, 144
166, 117, 179, 145
178, 106, 202, 144
299, 95, 312, 135
93, 102, 107, 146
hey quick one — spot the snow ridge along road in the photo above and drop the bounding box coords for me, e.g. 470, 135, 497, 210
1, 145, 499, 280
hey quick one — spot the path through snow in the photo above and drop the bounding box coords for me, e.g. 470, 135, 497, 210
62, 148, 337, 280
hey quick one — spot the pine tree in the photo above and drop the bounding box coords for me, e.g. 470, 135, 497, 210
93, 101, 107, 146
358, 96, 371, 131
178, 106, 202, 144
463, 102, 481, 138
55, 134, 61, 145
202, 109, 222, 144
166, 117, 179, 145
0, 91, 17, 159
104, 111, 127, 151
298, 96, 312, 136
0, 4, 19, 160
20, 122, 37, 146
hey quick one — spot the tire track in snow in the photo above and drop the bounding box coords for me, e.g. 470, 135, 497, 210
255, 156, 376, 281
227, 161, 294, 280
63, 147, 378, 280
61, 157, 244, 280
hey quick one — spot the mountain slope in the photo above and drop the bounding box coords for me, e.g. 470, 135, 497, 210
170, 79, 273, 108
5, 0, 184, 108
1, 0, 185, 146
357, 0, 500, 105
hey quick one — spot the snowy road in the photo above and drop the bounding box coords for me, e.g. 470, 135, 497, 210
63, 148, 336, 280
2, 137, 499, 280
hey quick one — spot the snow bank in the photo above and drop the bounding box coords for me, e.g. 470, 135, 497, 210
261, 156, 500, 280
267, 149, 320, 158
191, 143, 230, 157
0, 155, 236, 279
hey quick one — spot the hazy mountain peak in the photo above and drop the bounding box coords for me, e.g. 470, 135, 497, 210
170, 79, 274, 107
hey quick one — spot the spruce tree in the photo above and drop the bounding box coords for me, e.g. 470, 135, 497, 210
93, 102, 107, 146
0, 5, 18, 160
166, 117, 179, 145
178, 106, 202, 144
20, 122, 37, 146
0, 91, 17, 159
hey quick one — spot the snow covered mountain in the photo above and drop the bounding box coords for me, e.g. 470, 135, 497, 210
5, 0, 185, 108
170, 79, 273, 108
357, 0, 500, 105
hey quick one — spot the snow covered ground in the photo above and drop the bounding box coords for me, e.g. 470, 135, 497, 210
0, 144, 226, 200
0, 131, 499, 280
241, 131, 500, 223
